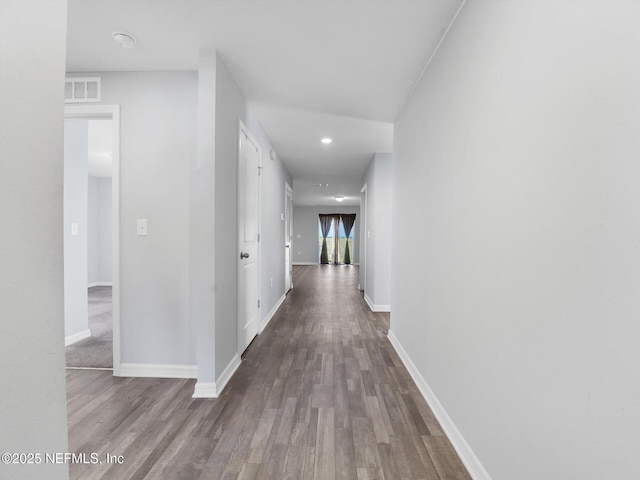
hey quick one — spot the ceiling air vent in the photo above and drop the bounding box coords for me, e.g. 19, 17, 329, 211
64, 77, 101, 103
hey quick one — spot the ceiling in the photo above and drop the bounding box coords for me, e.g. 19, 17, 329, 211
66, 0, 463, 204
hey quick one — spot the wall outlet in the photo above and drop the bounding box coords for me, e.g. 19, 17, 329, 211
137, 219, 148, 236
71, 223, 79, 236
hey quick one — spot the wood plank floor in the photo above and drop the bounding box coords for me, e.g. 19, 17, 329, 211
67, 265, 471, 480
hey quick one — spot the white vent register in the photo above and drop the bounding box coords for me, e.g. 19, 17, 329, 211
64, 77, 101, 103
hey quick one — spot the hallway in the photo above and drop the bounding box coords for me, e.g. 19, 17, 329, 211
67, 266, 470, 480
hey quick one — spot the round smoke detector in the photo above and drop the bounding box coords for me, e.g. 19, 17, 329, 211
112, 31, 136, 49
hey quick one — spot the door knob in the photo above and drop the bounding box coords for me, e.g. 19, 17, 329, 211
240, 252, 250, 259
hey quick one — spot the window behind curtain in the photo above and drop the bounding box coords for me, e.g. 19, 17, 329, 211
318, 215, 355, 264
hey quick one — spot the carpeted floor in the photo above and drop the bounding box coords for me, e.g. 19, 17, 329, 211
65, 286, 113, 369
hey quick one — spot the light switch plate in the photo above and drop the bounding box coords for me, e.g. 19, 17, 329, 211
71, 223, 79, 236
137, 219, 148, 236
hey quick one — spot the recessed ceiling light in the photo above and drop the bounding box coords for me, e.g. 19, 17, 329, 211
321, 137, 332, 144
335, 195, 344, 202
112, 31, 136, 49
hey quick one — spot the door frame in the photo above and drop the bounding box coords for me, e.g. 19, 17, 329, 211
284, 182, 293, 292
360, 183, 368, 292
64, 104, 121, 376
237, 120, 262, 353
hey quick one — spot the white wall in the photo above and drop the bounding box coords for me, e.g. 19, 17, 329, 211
63, 119, 89, 339
69, 59, 290, 387
392, 2, 640, 479
88, 175, 99, 284
192, 51, 217, 386
292, 206, 360, 265
193, 52, 293, 391
361, 153, 392, 310
213, 55, 243, 378
213, 54, 293, 379
68, 71, 198, 367
0, 1, 69, 478
254, 124, 293, 329
88, 176, 112, 285
97, 177, 112, 282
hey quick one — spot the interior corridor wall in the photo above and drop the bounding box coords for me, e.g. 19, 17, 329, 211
97, 178, 113, 283
0, 1, 69, 478
63, 119, 89, 339
392, 2, 640, 479
214, 54, 292, 379
88, 176, 112, 285
67, 71, 198, 368
88, 176, 98, 284
361, 153, 392, 310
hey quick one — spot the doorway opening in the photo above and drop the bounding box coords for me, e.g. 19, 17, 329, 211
360, 184, 367, 291
63, 105, 121, 375
284, 183, 293, 292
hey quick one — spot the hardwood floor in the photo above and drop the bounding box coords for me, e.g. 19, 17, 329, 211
67, 265, 470, 480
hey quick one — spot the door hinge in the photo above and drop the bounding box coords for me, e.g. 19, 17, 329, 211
257, 233, 260, 242
258, 299, 261, 308
258, 166, 263, 176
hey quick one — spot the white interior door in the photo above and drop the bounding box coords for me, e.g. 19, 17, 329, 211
238, 127, 260, 354
284, 183, 293, 292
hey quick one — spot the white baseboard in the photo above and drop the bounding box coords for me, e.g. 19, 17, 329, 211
65, 329, 91, 346
88, 282, 113, 288
364, 293, 391, 313
192, 382, 217, 398
387, 330, 492, 480
364, 293, 373, 310
260, 293, 286, 333
217, 354, 241, 394
192, 354, 241, 398
119, 363, 197, 379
